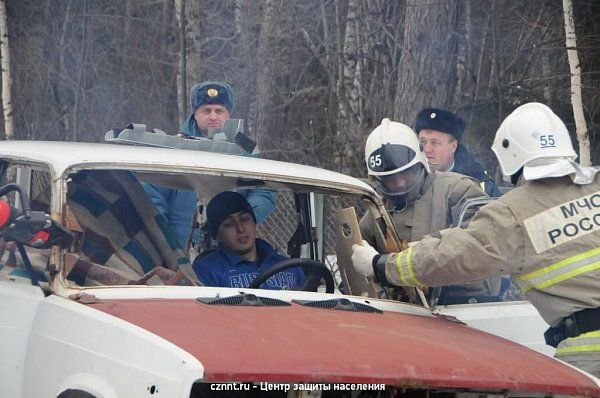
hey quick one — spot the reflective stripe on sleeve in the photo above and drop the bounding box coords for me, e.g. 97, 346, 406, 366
393, 247, 425, 288
515, 247, 600, 293
556, 331, 600, 355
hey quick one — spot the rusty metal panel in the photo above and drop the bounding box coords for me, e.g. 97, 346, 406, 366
91, 298, 600, 397
335, 207, 380, 297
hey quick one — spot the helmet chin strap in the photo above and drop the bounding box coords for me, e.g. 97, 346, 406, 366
510, 168, 523, 186
391, 197, 407, 212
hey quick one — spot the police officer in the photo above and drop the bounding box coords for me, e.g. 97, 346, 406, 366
352, 103, 600, 377
359, 118, 501, 304
143, 81, 276, 249
415, 108, 500, 197
179, 80, 235, 137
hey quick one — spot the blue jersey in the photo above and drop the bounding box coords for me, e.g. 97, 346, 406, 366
193, 238, 305, 290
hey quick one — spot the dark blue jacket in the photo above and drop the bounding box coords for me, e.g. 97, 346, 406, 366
452, 144, 501, 197
193, 238, 305, 289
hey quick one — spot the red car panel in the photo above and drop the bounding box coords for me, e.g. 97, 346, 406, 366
90, 298, 600, 396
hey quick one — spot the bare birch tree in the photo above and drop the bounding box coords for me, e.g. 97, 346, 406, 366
562, 0, 590, 166
0, 0, 13, 140
175, 0, 206, 126
175, 0, 188, 125
336, 0, 362, 171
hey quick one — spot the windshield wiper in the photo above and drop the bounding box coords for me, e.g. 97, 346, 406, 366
293, 298, 382, 314
196, 293, 290, 307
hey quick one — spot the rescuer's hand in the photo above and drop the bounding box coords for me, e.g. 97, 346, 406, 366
351, 240, 379, 277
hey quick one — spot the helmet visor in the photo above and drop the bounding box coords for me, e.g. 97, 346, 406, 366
373, 164, 425, 197
367, 143, 417, 174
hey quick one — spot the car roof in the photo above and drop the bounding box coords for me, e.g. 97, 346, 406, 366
0, 140, 374, 194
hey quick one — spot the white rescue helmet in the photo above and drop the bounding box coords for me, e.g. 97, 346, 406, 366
364, 118, 429, 196
492, 102, 577, 179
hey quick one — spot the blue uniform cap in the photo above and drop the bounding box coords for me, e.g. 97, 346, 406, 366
415, 108, 466, 142
190, 81, 234, 113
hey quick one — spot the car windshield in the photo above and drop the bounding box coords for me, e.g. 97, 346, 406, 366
57, 167, 367, 291
0, 160, 525, 306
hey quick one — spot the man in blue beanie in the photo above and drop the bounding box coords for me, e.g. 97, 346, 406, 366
415, 108, 500, 197
193, 191, 304, 289
143, 81, 276, 250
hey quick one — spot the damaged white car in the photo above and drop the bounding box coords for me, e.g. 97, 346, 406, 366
0, 132, 598, 397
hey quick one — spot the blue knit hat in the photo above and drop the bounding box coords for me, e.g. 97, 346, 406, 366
189, 81, 234, 113
206, 191, 256, 238
414, 108, 466, 142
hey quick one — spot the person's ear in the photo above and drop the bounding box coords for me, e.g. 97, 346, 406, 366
450, 138, 458, 154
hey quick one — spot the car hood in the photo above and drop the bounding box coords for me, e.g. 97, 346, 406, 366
89, 297, 599, 396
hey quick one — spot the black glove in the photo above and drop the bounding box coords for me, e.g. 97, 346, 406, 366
372, 254, 396, 287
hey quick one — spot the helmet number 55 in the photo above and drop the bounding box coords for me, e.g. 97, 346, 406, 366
369, 154, 382, 168
540, 134, 556, 148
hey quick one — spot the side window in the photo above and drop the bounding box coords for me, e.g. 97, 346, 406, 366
0, 165, 52, 287
256, 191, 367, 294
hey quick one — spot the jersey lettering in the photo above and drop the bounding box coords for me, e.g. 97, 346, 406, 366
524, 190, 600, 253
229, 271, 298, 289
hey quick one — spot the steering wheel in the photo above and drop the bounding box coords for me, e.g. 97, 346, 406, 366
248, 258, 335, 293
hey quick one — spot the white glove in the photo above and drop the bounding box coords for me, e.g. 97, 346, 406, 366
351, 240, 379, 278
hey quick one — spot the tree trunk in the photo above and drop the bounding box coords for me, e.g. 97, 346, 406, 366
183, 1, 202, 90
339, 0, 361, 127
234, 0, 260, 126
452, 0, 470, 107
562, 0, 590, 166
254, 0, 285, 155
116, 0, 135, 126
71, 0, 89, 142
335, 0, 364, 173
174, 0, 187, 125
0, 0, 14, 140
393, 0, 459, 122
